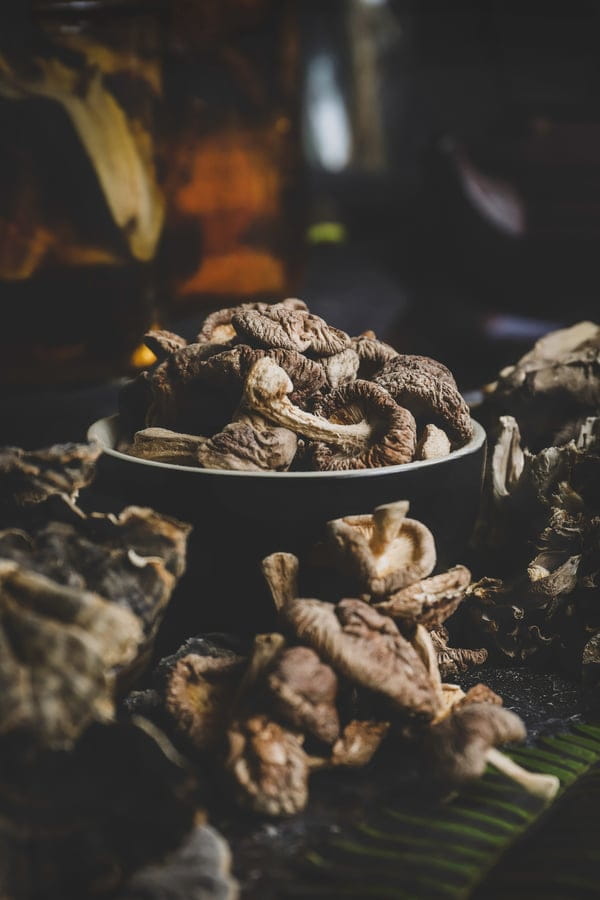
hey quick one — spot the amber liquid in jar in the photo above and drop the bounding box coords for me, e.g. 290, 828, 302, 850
159, 0, 304, 318
0, 1, 165, 386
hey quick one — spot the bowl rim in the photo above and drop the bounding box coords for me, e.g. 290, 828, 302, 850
88, 415, 486, 480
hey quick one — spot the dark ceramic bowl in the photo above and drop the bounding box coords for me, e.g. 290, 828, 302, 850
88, 415, 486, 633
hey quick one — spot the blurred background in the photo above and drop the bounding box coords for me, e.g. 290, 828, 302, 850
2, 0, 600, 444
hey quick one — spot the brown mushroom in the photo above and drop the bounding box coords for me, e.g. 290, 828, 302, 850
0, 560, 142, 748
226, 714, 309, 817
0, 505, 190, 642
281, 594, 442, 720
243, 357, 373, 447
196, 344, 327, 408
266, 646, 340, 744
330, 720, 390, 767
325, 501, 436, 597
373, 355, 473, 445
319, 347, 360, 388
233, 306, 351, 357
415, 424, 452, 461
373, 565, 471, 629
0, 442, 101, 520
424, 703, 559, 800
196, 298, 307, 346
351, 333, 399, 379
164, 653, 246, 752
310, 382, 417, 470
430, 625, 488, 678
129, 427, 208, 465
196, 415, 297, 472
309, 720, 390, 770
143, 329, 187, 362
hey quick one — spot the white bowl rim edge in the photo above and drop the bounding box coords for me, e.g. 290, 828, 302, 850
88, 415, 486, 481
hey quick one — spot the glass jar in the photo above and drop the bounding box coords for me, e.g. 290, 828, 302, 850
0, 0, 165, 386
159, 0, 303, 318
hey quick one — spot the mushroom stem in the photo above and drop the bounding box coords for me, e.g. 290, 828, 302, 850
244, 357, 371, 447
261, 553, 299, 612
370, 501, 409, 554
486, 747, 560, 801
233, 633, 285, 711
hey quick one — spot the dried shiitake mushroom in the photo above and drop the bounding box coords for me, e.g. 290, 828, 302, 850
233, 305, 350, 357
0, 442, 101, 521
373, 354, 473, 445
118, 298, 474, 472
310, 382, 417, 471
266, 646, 340, 745
324, 501, 436, 597
373, 565, 472, 629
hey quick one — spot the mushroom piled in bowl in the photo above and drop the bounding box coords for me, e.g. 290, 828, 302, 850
119, 299, 474, 473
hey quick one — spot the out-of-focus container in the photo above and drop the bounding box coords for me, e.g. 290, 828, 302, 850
0, 0, 165, 387
159, 0, 303, 318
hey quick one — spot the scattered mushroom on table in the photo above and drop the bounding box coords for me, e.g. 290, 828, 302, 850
119, 298, 474, 470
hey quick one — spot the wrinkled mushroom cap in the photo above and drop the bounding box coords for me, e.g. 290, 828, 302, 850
0, 561, 142, 749
329, 720, 390, 767
267, 646, 340, 745
374, 565, 471, 629
373, 356, 473, 445
164, 653, 246, 751
233, 306, 351, 357
226, 714, 309, 816
282, 596, 441, 720
311, 382, 417, 471
197, 418, 297, 471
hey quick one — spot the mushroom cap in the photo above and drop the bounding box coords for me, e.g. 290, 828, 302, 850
282, 597, 441, 720
0, 561, 142, 749
233, 306, 351, 357
330, 720, 390, 767
325, 502, 436, 596
196, 299, 308, 346
227, 714, 309, 816
425, 703, 526, 785
374, 565, 471, 629
164, 653, 246, 751
351, 334, 399, 379
195, 344, 327, 407
311, 381, 417, 471
373, 356, 473, 445
197, 418, 297, 471
319, 347, 360, 388
143, 329, 187, 362
430, 626, 488, 678
0, 443, 101, 517
267, 646, 340, 745
415, 424, 452, 461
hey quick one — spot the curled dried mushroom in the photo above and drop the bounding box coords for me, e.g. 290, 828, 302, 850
310, 382, 417, 471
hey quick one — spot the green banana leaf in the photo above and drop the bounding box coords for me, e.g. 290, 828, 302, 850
278, 724, 600, 900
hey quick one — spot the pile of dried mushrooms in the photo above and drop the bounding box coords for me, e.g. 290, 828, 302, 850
129, 501, 557, 818
0, 443, 236, 900
120, 298, 474, 471
466, 322, 600, 685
